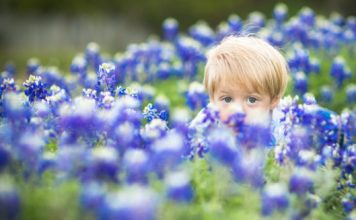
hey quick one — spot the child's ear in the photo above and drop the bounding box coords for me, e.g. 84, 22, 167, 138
270, 96, 280, 110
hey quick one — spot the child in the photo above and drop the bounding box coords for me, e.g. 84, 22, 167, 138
190, 36, 289, 128
188, 36, 290, 158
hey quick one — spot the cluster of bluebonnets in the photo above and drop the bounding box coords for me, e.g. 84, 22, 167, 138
0, 3, 355, 220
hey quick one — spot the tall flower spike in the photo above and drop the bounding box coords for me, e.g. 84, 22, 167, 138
330, 57, 351, 89
320, 85, 333, 103
162, 18, 179, 42
165, 170, 194, 203
261, 183, 289, 216
97, 62, 117, 95
0, 177, 20, 220
273, 3, 288, 25
23, 75, 48, 102
346, 84, 356, 104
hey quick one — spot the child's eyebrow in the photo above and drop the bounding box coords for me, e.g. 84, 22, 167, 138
219, 90, 231, 94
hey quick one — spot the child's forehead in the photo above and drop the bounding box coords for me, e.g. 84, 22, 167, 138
216, 81, 258, 95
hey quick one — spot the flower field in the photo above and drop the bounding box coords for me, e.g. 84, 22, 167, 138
0, 4, 355, 220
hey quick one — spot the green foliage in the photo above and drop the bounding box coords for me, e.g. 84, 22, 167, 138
17, 174, 82, 220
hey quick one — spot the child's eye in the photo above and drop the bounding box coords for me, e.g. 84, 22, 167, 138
247, 97, 257, 104
223, 97, 233, 103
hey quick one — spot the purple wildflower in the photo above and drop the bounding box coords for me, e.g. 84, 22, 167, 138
261, 183, 289, 216
165, 170, 194, 203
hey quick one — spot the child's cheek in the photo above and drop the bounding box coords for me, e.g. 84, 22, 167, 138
219, 108, 229, 122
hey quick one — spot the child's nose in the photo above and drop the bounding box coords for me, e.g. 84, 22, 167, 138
230, 102, 245, 114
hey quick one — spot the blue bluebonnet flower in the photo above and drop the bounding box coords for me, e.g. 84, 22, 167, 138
155, 62, 171, 80
185, 81, 209, 111
0, 177, 20, 220
113, 121, 139, 151
4, 63, 16, 76
239, 124, 274, 150
105, 100, 142, 150
83, 88, 98, 100
97, 62, 118, 95
151, 130, 185, 173
341, 110, 356, 147
37, 152, 56, 175
98, 92, 115, 109
87, 147, 119, 182
227, 14, 243, 34
26, 58, 40, 75
165, 170, 194, 203
295, 150, 320, 170
39, 67, 67, 91
175, 37, 205, 78
346, 16, 356, 33
232, 149, 266, 188
330, 56, 352, 88
284, 18, 309, 46
289, 169, 314, 195
224, 107, 273, 150
330, 13, 345, 26
342, 29, 355, 46
320, 85, 334, 103
266, 31, 285, 47
162, 18, 179, 42
302, 93, 317, 105
342, 194, 356, 213
58, 97, 101, 144
80, 181, 106, 215
142, 103, 157, 122
55, 144, 89, 178
293, 71, 308, 95
340, 143, 355, 180
83, 70, 98, 88
309, 58, 320, 74
2, 92, 28, 120
23, 75, 48, 102
273, 3, 288, 25
125, 84, 144, 100
216, 22, 230, 41
188, 103, 220, 158
208, 127, 238, 165
298, 7, 315, 27
246, 12, 266, 33
140, 118, 169, 145
123, 149, 150, 184
188, 21, 215, 47
281, 102, 341, 168
85, 42, 102, 71
0, 145, 10, 171
261, 183, 289, 216
0, 78, 16, 113
143, 103, 168, 122
153, 94, 170, 113
346, 84, 356, 104
47, 85, 70, 109
70, 54, 87, 78
287, 47, 313, 74
17, 131, 46, 172
1, 71, 12, 82
312, 107, 340, 149
100, 185, 159, 220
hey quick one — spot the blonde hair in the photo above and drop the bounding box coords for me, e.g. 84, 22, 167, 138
203, 36, 289, 100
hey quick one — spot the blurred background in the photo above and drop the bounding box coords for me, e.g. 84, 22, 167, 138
0, 0, 355, 72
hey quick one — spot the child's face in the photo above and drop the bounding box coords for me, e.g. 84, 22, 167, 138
211, 82, 279, 125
